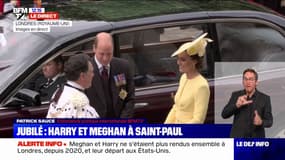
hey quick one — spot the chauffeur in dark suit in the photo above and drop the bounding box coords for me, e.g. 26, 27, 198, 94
222, 68, 273, 138
25, 56, 66, 102
86, 32, 134, 118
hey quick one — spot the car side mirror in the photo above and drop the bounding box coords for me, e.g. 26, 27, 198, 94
5, 89, 41, 107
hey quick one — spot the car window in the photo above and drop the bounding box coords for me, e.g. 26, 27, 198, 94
64, 40, 94, 57
0, 18, 51, 97
117, 24, 207, 88
216, 22, 285, 62
216, 22, 285, 77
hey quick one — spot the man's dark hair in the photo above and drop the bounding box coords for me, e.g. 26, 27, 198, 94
243, 68, 258, 80
64, 54, 91, 81
53, 55, 64, 65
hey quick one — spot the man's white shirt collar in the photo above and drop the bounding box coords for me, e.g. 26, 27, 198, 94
51, 73, 64, 82
94, 56, 110, 72
47, 73, 64, 85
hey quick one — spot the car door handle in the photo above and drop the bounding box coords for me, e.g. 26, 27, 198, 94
135, 102, 149, 109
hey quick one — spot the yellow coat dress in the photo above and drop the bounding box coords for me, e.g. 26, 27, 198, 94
164, 74, 210, 124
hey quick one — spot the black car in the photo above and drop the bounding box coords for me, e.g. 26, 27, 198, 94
1, 4, 285, 137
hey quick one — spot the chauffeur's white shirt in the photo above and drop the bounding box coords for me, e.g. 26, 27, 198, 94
46, 81, 99, 118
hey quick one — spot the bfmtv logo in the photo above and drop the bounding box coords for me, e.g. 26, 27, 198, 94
13, 8, 28, 20
13, 8, 45, 20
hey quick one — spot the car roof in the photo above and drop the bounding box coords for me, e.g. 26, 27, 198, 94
42, 0, 276, 21
112, 10, 285, 31
37, 10, 285, 40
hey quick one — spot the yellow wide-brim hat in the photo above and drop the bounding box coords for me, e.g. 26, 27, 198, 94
171, 33, 213, 57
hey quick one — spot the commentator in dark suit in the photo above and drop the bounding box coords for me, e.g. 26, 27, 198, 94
222, 68, 273, 138
86, 32, 134, 118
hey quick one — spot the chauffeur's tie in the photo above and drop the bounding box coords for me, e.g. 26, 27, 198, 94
43, 79, 53, 88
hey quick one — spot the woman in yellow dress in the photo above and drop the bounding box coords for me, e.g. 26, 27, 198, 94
164, 33, 212, 124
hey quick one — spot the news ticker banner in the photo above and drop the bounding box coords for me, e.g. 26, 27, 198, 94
12, 7, 72, 32
0, 138, 233, 160
13, 118, 231, 138
8, 119, 285, 159
2, 138, 285, 160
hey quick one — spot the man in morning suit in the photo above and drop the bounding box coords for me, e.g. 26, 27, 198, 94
86, 32, 135, 118
222, 68, 273, 138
